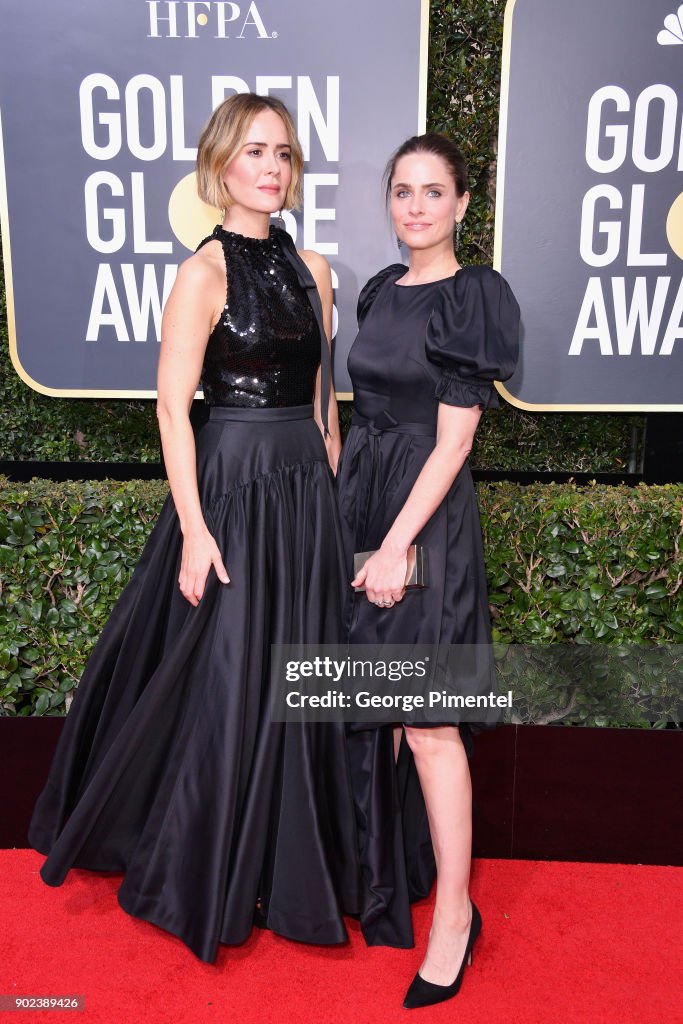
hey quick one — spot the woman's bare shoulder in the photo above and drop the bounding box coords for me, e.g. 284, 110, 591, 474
176, 240, 226, 289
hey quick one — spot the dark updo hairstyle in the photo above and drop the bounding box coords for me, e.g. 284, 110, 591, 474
383, 132, 468, 206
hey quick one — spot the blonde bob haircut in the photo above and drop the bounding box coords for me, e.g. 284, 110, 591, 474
196, 93, 304, 212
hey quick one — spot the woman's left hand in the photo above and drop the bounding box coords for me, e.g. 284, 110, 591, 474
351, 547, 407, 608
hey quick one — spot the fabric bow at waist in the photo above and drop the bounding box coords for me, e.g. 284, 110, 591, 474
351, 411, 436, 437
346, 411, 437, 575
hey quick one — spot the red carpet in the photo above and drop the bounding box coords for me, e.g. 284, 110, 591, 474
1, 851, 680, 1024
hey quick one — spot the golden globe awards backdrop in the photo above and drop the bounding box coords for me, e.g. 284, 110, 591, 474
496, 0, 683, 409
0, 0, 428, 397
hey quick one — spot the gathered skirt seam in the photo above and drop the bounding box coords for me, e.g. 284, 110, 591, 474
202, 456, 329, 518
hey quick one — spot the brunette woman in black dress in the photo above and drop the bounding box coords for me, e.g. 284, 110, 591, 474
336, 134, 520, 1008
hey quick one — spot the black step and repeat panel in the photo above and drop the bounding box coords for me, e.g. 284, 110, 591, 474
0, 0, 429, 397
496, 0, 683, 409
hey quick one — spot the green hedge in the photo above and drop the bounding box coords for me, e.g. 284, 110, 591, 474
1, 477, 681, 724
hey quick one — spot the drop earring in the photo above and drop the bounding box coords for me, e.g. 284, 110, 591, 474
455, 219, 462, 251
396, 234, 402, 251
277, 209, 285, 229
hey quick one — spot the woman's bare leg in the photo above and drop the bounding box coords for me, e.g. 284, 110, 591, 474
403, 725, 473, 985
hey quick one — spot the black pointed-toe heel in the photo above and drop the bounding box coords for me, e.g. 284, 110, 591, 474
402, 901, 482, 1010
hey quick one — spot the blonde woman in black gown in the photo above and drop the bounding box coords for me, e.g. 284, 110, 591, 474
29, 93, 366, 963
336, 134, 520, 1008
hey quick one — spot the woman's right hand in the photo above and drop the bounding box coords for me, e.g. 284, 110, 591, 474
178, 526, 230, 606
157, 247, 231, 609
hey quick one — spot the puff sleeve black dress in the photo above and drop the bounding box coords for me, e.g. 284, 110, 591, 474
335, 263, 520, 947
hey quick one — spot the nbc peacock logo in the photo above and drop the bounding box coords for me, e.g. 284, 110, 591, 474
657, 6, 683, 45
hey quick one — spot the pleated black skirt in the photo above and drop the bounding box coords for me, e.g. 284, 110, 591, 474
28, 405, 365, 963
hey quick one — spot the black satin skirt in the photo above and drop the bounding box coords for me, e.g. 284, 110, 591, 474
28, 405, 366, 963
335, 420, 494, 948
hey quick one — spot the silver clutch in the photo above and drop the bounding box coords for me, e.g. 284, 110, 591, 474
353, 544, 428, 592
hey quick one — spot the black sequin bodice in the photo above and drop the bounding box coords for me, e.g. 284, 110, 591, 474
198, 225, 320, 408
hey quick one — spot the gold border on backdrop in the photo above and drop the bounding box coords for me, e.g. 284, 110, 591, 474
493, 0, 683, 412
0, 112, 157, 399
417, 0, 430, 135
0, 110, 158, 398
